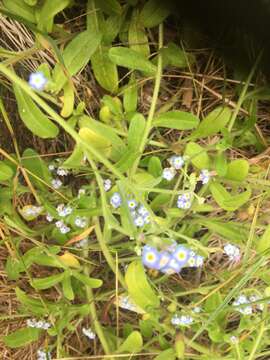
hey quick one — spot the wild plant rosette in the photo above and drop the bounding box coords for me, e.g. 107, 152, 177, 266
0, 1, 269, 359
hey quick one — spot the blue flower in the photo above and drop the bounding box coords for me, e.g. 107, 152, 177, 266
28, 71, 47, 91
162, 167, 176, 181
142, 245, 161, 270
177, 193, 192, 209
137, 205, 149, 217
134, 215, 145, 228
110, 192, 122, 208
156, 251, 171, 270
127, 199, 137, 210
173, 245, 190, 266
199, 169, 210, 184
161, 257, 182, 274
169, 155, 184, 170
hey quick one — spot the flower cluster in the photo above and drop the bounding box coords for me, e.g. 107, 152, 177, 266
171, 314, 194, 326
199, 169, 211, 184
110, 193, 151, 228
82, 327, 96, 340
28, 71, 47, 91
37, 349, 51, 360
177, 192, 193, 209
51, 178, 62, 189
27, 318, 51, 330
57, 204, 73, 217
103, 178, 112, 192
162, 155, 185, 181
224, 244, 241, 261
232, 294, 262, 315
21, 205, 43, 217
56, 168, 69, 177
55, 220, 70, 234
142, 244, 203, 275
74, 216, 87, 228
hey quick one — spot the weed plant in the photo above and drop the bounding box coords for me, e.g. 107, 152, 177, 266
0, 1, 270, 359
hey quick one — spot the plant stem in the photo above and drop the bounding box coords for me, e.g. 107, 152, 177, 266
83, 248, 112, 357
130, 23, 163, 176
228, 51, 262, 132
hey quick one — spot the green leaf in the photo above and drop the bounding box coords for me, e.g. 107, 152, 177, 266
38, 0, 70, 32
2, 0, 36, 22
123, 73, 138, 113
199, 219, 248, 243
62, 275, 74, 300
32, 272, 65, 290
15, 287, 57, 316
3, 328, 41, 348
205, 292, 223, 313
95, 0, 121, 15
185, 142, 210, 169
210, 183, 251, 211
128, 113, 145, 151
117, 331, 143, 353
148, 156, 162, 177
103, 13, 124, 44
5, 257, 23, 280
79, 115, 126, 161
13, 84, 59, 138
192, 107, 232, 138
154, 111, 199, 130
60, 81, 74, 118
22, 148, 51, 190
0, 161, 14, 181
161, 42, 192, 68
129, 9, 150, 57
257, 225, 270, 253
91, 45, 119, 93
72, 272, 103, 288
115, 148, 138, 173
125, 260, 160, 310
109, 47, 157, 75
62, 144, 84, 168
139, 0, 171, 28
225, 159, 249, 182
215, 151, 228, 177
79, 127, 112, 159
154, 348, 176, 360
53, 31, 102, 91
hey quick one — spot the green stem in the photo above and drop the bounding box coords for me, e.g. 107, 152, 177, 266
130, 23, 163, 175
228, 51, 262, 132
248, 321, 265, 360
83, 252, 112, 357
94, 216, 126, 288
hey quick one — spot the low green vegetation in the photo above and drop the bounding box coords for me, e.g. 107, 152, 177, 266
0, 1, 270, 359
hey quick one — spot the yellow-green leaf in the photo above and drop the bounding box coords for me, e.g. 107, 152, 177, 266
192, 106, 232, 138
3, 328, 41, 348
139, 0, 171, 28
185, 142, 210, 169
14, 84, 59, 138
257, 225, 270, 253
225, 159, 249, 182
125, 260, 160, 310
109, 47, 157, 75
0, 161, 14, 181
154, 111, 199, 130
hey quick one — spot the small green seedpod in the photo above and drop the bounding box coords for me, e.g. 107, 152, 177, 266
99, 105, 112, 124
167, 302, 177, 313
